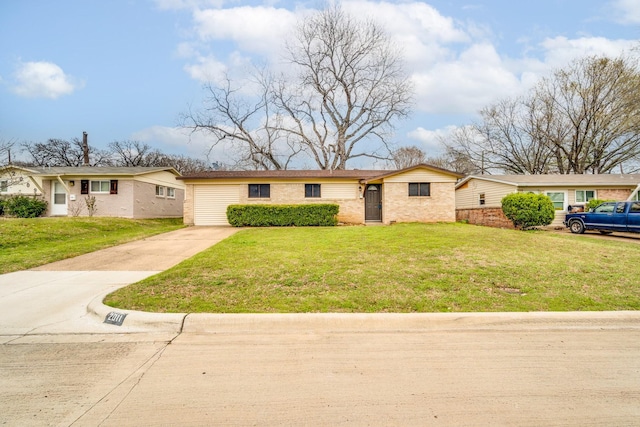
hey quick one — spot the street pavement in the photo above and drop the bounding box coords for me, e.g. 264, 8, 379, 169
1, 226, 640, 426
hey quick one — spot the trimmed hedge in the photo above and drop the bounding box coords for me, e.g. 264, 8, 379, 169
227, 204, 339, 227
501, 192, 555, 230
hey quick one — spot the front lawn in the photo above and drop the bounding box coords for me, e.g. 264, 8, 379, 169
0, 217, 185, 274
105, 223, 640, 313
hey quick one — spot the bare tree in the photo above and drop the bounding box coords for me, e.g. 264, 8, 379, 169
22, 138, 111, 167
108, 140, 163, 166
154, 153, 211, 175
182, 4, 413, 170
182, 72, 302, 170
0, 138, 17, 165
537, 55, 640, 174
446, 54, 640, 174
390, 146, 427, 169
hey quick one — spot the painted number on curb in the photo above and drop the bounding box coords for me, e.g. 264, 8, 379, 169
104, 311, 127, 326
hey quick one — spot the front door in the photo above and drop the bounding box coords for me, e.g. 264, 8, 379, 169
51, 181, 68, 216
365, 184, 382, 222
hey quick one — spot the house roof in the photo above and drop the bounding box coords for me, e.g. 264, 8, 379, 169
178, 163, 464, 181
28, 166, 181, 177
456, 174, 640, 189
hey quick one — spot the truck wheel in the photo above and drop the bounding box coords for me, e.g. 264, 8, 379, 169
569, 220, 585, 234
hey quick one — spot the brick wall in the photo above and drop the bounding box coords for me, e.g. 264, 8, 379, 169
456, 207, 514, 229
183, 184, 194, 225
599, 189, 632, 201
240, 183, 364, 224
384, 182, 456, 223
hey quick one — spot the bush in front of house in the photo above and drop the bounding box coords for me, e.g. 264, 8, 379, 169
501, 193, 555, 230
227, 204, 339, 227
3, 195, 48, 218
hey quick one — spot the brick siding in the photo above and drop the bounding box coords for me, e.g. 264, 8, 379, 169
456, 207, 514, 229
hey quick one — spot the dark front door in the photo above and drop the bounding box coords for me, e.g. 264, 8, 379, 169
365, 184, 382, 221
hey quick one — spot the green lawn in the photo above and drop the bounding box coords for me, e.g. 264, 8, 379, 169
0, 217, 185, 274
105, 223, 640, 313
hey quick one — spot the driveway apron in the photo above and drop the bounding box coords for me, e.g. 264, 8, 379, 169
0, 227, 238, 336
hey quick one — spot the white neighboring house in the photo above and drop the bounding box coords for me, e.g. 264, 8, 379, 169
0, 165, 43, 197
1, 165, 185, 218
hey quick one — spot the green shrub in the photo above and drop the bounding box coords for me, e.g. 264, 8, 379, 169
586, 199, 613, 211
227, 204, 339, 227
0, 198, 5, 216
501, 193, 555, 230
3, 195, 48, 218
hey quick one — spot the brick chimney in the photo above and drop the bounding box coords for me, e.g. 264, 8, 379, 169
82, 132, 90, 166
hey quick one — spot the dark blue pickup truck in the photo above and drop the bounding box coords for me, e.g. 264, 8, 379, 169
564, 201, 640, 234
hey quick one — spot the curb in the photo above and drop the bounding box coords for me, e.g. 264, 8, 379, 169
87, 293, 186, 333
182, 311, 640, 334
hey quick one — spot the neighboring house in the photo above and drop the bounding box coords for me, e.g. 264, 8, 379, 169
456, 174, 640, 228
2, 166, 185, 218
178, 164, 463, 226
0, 165, 43, 196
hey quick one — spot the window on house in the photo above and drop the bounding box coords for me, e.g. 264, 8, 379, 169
110, 180, 118, 195
408, 183, 430, 197
249, 184, 270, 198
305, 184, 321, 198
575, 190, 596, 203
546, 192, 565, 210
479, 193, 486, 205
167, 187, 175, 198
0, 180, 7, 193
156, 185, 165, 197
80, 180, 89, 195
91, 180, 111, 193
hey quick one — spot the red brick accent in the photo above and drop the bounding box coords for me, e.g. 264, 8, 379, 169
456, 207, 514, 229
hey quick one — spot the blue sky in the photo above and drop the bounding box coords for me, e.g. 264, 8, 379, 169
1, 0, 638, 167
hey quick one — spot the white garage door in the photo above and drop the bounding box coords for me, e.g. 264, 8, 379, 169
194, 185, 240, 226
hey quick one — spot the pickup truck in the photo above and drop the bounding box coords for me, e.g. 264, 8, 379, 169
564, 201, 640, 234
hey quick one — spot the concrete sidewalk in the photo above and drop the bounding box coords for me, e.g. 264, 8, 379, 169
0, 226, 238, 337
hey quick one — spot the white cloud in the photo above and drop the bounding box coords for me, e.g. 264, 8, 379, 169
11, 61, 82, 99
612, 0, 640, 24
192, 6, 297, 55
413, 43, 521, 114
131, 125, 234, 163
407, 125, 459, 154
540, 36, 637, 66
183, 55, 227, 83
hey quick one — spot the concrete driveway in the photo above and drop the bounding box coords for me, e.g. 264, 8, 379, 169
0, 226, 239, 336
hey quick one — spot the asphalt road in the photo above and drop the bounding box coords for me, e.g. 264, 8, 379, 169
1, 226, 640, 426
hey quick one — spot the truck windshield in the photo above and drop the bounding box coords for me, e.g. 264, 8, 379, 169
594, 204, 615, 213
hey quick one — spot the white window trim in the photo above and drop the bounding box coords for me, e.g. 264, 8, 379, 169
167, 187, 175, 199
546, 191, 568, 211
90, 180, 110, 194
156, 185, 165, 197
575, 189, 596, 204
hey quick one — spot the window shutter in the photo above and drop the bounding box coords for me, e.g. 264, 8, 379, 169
81, 180, 89, 195
110, 180, 118, 194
